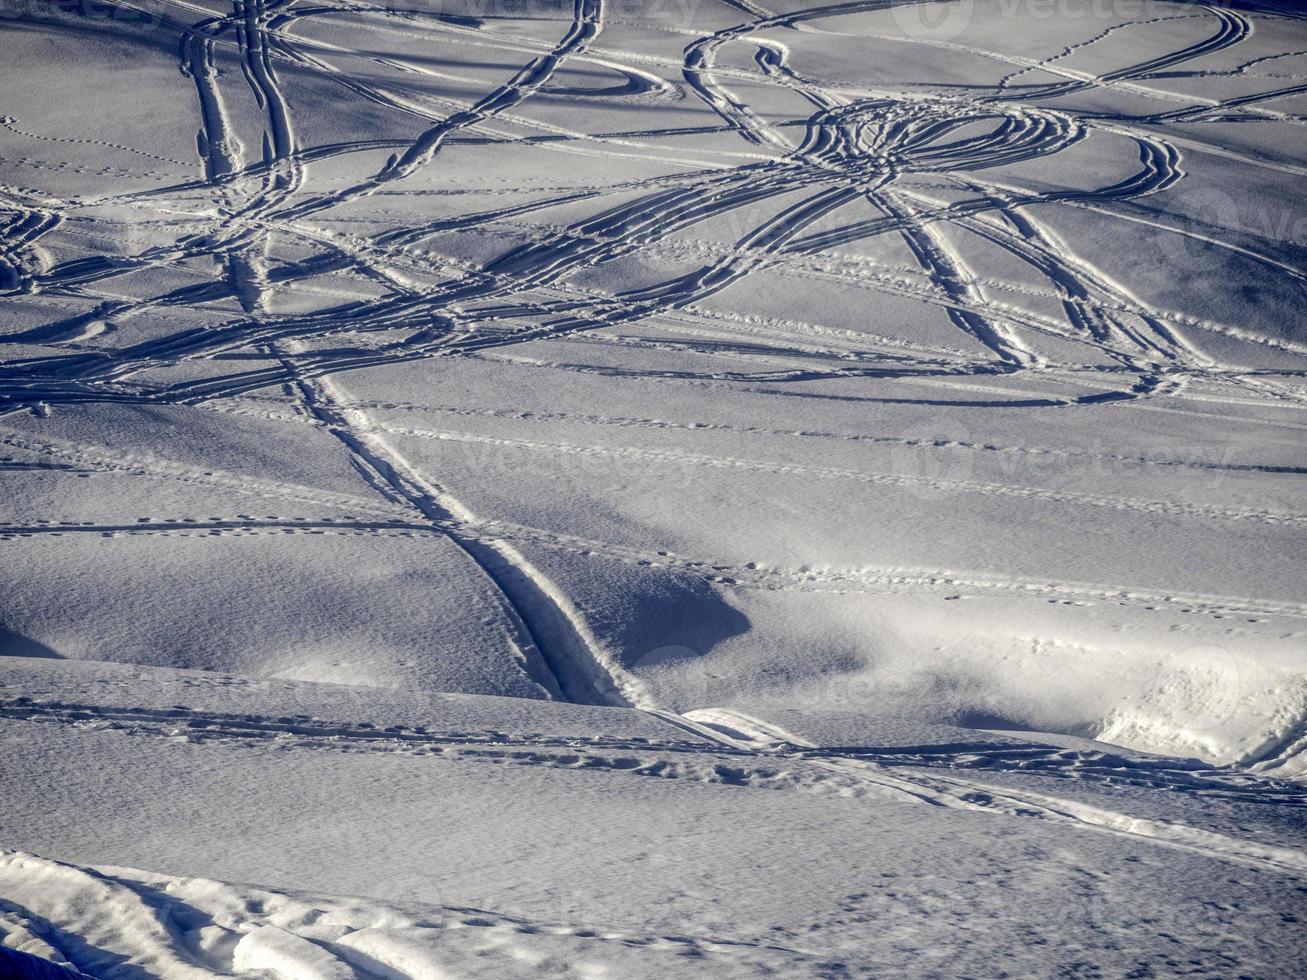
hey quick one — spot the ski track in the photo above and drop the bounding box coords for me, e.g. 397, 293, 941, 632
4, 696, 1306, 881
7, 418, 1301, 625
2, 2, 1306, 967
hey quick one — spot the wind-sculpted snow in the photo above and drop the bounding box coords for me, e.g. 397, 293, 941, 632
1, 0, 1306, 975
0, 848, 846, 979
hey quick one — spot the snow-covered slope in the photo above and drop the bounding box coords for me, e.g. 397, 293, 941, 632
1, 0, 1305, 974
3, 656, 1307, 977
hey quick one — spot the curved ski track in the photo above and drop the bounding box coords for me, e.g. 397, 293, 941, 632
2, 2, 1305, 762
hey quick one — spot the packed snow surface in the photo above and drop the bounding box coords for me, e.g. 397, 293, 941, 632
0, 0, 1305, 975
